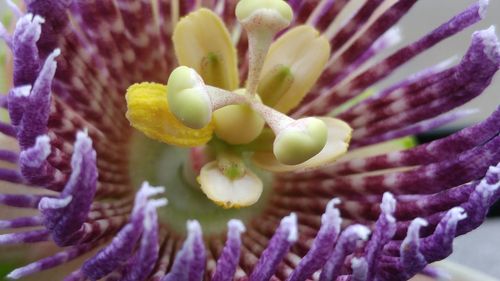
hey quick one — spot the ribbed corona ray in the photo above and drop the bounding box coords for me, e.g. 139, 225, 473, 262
0, 0, 498, 281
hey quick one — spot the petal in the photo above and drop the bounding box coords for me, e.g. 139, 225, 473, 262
82, 183, 164, 280
258, 25, 330, 113
120, 202, 163, 281
39, 131, 98, 246
319, 225, 371, 281
173, 8, 239, 90
252, 117, 351, 172
296, 0, 486, 117
248, 213, 298, 281
287, 199, 342, 281
162, 220, 206, 281
211, 220, 245, 281
125, 82, 214, 147
198, 161, 263, 208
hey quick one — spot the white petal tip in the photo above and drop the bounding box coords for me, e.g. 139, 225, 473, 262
39, 195, 72, 210
327, 198, 341, 208
51, 48, 62, 58
282, 213, 298, 242
228, 219, 246, 233
381, 192, 396, 213
323, 198, 342, 226
479, 0, 489, 18
140, 182, 166, 197
149, 198, 168, 208
477, 26, 500, 62
449, 207, 468, 221
12, 85, 32, 97
352, 225, 371, 240
412, 217, 429, 228
187, 220, 202, 233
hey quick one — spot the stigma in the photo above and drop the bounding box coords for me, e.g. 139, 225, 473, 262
125, 0, 352, 208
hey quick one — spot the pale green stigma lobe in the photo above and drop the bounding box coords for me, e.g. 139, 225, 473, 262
273, 117, 328, 165
167, 66, 212, 129
235, 0, 293, 24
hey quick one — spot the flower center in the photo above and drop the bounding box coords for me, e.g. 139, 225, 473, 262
125, 0, 352, 210
129, 132, 272, 234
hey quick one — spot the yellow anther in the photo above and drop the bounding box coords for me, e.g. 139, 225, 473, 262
167, 66, 213, 129
213, 90, 265, 145
126, 82, 214, 147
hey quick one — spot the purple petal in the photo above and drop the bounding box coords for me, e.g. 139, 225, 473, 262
16, 48, 59, 149
249, 214, 298, 281
82, 182, 164, 280
287, 199, 342, 281
18, 133, 64, 190
120, 200, 166, 281
320, 225, 371, 281
0, 193, 48, 208
398, 218, 429, 279
297, 0, 488, 117
211, 220, 245, 281
25, 0, 70, 57
39, 131, 97, 246
12, 13, 43, 86
362, 193, 397, 280
162, 220, 206, 281
7, 241, 102, 279
0, 229, 50, 245
421, 208, 467, 262
0, 216, 43, 230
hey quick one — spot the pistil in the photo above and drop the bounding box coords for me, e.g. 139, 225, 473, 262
235, 0, 293, 96
166, 67, 329, 166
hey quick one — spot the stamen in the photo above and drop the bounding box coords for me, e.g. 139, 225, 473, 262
235, 0, 293, 96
